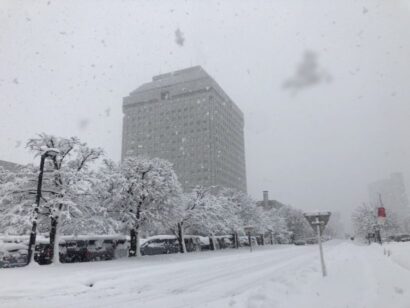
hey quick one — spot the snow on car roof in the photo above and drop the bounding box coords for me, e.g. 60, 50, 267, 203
60, 234, 127, 241
145, 235, 178, 241
0, 234, 128, 245
143, 235, 206, 242
0, 242, 27, 252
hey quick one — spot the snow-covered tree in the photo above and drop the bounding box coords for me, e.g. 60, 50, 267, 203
0, 165, 41, 235
235, 193, 265, 235
162, 186, 215, 252
175, 187, 267, 249
217, 188, 267, 246
91, 159, 127, 233
352, 203, 399, 240
26, 133, 104, 263
192, 192, 233, 248
262, 209, 289, 244
277, 205, 313, 242
101, 156, 182, 257
162, 186, 238, 252
324, 212, 345, 239
352, 203, 378, 239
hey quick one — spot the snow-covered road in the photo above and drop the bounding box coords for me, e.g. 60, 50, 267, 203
1, 241, 410, 308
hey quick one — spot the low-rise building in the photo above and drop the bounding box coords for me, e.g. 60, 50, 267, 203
256, 191, 286, 211
0, 160, 22, 172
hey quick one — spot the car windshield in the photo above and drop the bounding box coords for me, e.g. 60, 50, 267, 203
1, 1, 410, 307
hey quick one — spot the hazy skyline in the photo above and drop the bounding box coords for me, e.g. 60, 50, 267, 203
1, 0, 410, 227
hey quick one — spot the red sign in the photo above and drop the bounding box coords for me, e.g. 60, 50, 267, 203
378, 207, 386, 218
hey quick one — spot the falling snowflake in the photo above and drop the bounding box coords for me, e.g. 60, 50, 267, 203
78, 119, 90, 130
174, 28, 185, 46
282, 50, 331, 94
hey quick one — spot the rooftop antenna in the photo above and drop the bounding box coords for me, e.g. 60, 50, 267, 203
378, 193, 384, 207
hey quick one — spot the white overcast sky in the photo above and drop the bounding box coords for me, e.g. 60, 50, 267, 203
1, 0, 410, 227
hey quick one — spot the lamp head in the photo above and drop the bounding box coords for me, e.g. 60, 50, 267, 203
40, 146, 60, 157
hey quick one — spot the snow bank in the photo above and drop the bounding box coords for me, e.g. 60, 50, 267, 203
386, 241, 410, 271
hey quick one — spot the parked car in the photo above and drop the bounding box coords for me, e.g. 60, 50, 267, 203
294, 239, 306, 246
395, 234, 410, 242
35, 235, 129, 264
140, 235, 202, 255
36, 240, 91, 263
306, 238, 318, 245
239, 236, 258, 247
1, 235, 129, 266
34, 243, 54, 265
60, 237, 128, 263
0, 242, 28, 268
215, 235, 236, 249
184, 236, 202, 252
141, 238, 179, 255
197, 236, 211, 250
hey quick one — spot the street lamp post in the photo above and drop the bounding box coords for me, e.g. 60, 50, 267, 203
26, 148, 59, 265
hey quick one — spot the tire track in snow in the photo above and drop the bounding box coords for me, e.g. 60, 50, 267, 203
94, 244, 339, 308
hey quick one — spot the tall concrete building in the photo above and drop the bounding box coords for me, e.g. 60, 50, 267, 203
368, 173, 409, 217
122, 66, 247, 192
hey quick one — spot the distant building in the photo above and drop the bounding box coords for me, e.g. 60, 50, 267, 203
0, 160, 22, 172
256, 191, 286, 211
122, 66, 247, 192
368, 173, 409, 217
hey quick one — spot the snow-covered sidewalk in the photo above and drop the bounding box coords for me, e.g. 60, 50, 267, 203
1, 241, 410, 308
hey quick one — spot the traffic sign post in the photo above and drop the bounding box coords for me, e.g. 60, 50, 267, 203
304, 211, 331, 277
376, 194, 386, 244
377, 207, 386, 225
376, 206, 386, 244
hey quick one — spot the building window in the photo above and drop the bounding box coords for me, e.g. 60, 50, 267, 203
161, 91, 170, 100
